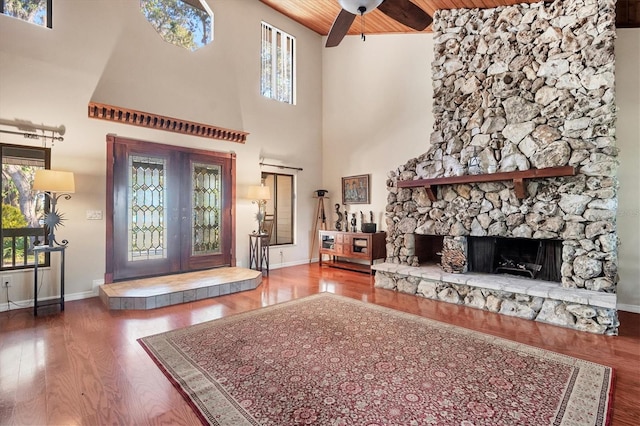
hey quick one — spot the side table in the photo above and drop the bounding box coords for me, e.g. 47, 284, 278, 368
33, 245, 66, 316
248, 233, 269, 275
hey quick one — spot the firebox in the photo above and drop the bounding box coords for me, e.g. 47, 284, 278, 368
467, 237, 562, 282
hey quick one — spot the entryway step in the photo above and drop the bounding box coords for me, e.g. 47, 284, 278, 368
99, 267, 262, 310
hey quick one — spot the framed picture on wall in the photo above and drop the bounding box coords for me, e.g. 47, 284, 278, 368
342, 174, 370, 204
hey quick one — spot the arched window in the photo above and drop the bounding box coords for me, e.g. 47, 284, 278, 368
140, 0, 213, 51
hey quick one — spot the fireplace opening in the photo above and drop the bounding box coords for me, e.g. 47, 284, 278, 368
414, 235, 444, 265
467, 237, 562, 282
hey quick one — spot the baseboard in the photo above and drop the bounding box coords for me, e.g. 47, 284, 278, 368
269, 258, 318, 270
0, 290, 96, 313
617, 303, 640, 314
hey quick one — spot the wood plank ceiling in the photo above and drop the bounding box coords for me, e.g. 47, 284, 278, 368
259, 0, 640, 36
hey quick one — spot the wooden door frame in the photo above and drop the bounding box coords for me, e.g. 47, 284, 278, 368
105, 134, 236, 283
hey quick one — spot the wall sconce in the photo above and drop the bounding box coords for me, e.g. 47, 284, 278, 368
247, 184, 271, 235
33, 169, 75, 247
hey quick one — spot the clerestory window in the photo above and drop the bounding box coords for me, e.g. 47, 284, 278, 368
140, 0, 213, 51
0, 0, 51, 28
261, 22, 295, 104
1, 144, 50, 270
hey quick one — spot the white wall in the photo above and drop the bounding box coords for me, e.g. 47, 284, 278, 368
0, 0, 323, 303
322, 30, 640, 312
322, 33, 435, 228
615, 29, 640, 312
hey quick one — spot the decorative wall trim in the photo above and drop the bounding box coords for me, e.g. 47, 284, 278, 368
88, 102, 248, 143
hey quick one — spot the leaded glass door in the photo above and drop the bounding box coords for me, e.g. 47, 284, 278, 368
180, 153, 233, 271
107, 136, 234, 282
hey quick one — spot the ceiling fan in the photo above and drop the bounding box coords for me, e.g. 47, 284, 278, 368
326, 0, 432, 47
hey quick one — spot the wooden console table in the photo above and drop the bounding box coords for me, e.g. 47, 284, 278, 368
319, 230, 386, 274
33, 245, 66, 316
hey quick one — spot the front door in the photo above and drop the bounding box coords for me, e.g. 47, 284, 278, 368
106, 135, 235, 282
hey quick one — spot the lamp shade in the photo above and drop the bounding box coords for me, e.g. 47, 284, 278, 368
247, 185, 270, 201
339, 0, 383, 15
33, 169, 75, 193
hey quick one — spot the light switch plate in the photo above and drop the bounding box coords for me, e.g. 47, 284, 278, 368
86, 210, 103, 220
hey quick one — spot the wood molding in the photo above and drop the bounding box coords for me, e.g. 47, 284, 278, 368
397, 166, 576, 201
88, 102, 248, 143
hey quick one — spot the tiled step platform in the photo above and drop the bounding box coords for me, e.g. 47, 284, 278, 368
99, 267, 262, 310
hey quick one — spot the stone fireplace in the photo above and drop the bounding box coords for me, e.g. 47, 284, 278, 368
373, 0, 619, 334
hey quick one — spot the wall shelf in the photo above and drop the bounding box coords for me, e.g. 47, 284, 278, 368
396, 166, 576, 201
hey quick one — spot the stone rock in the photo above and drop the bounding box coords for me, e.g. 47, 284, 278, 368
585, 221, 614, 239
556, 73, 581, 89
574, 318, 608, 334
417, 280, 438, 299
487, 61, 509, 75
503, 96, 541, 123
537, 59, 569, 78
502, 121, 536, 143
583, 208, 616, 221
464, 289, 486, 309
481, 116, 507, 133
512, 224, 533, 238
573, 255, 602, 279
598, 233, 617, 253
566, 304, 597, 318
579, 69, 614, 90
530, 140, 571, 168
532, 125, 561, 144
375, 273, 396, 290
534, 86, 561, 106
561, 222, 585, 239
396, 217, 418, 234
564, 117, 591, 131
558, 194, 592, 215
499, 300, 538, 320
585, 277, 614, 291
536, 300, 576, 327
397, 278, 418, 295
438, 287, 461, 304
486, 295, 502, 312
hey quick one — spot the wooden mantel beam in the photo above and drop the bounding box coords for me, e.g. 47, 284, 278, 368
88, 102, 248, 143
396, 166, 576, 201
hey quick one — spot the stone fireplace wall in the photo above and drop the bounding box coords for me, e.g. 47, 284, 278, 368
378, 0, 618, 334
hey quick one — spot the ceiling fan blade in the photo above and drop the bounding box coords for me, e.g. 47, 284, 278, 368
325, 8, 356, 47
378, 0, 432, 31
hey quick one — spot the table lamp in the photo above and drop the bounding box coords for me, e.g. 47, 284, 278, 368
33, 169, 75, 247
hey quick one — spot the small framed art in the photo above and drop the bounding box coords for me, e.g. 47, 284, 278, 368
342, 174, 370, 204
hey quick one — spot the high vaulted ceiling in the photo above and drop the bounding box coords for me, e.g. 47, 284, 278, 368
259, 0, 640, 36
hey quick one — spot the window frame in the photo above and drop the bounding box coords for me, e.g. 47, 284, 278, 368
0, 0, 52, 28
139, 0, 214, 51
261, 171, 295, 246
1, 143, 51, 271
260, 21, 296, 105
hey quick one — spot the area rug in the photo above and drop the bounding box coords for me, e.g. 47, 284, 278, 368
138, 293, 614, 425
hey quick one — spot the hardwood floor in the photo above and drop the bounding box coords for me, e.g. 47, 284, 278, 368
1, 264, 638, 425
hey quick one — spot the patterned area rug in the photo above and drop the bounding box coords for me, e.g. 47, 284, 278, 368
138, 293, 614, 425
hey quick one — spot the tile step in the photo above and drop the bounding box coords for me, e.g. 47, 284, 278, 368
99, 267, 262, 310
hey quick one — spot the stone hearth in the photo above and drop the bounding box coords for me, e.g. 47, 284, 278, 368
378, 0, 619, 334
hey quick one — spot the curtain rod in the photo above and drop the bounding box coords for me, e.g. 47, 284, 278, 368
260, 162, 303, 171
0, 129, 64, 141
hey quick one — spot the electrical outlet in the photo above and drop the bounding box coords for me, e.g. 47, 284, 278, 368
2, 275, 12, 288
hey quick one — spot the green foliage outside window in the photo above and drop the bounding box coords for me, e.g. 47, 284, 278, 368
140, 0, 213, 51
1, 0, 49, 27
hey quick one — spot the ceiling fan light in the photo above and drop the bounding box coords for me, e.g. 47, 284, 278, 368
338, 0, 383, 15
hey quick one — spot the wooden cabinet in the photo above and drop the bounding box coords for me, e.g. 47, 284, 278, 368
319, 230, 386, 274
